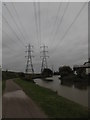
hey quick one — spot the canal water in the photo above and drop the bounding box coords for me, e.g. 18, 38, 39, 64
34, 75, 89, 107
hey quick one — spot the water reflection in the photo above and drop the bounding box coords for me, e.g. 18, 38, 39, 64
60, 80, 73, 87
34, 76, 88, 107
74, 82, 88, 90
60, 79, 88, 90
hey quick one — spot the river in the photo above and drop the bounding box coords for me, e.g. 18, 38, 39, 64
34, 75, 89, 107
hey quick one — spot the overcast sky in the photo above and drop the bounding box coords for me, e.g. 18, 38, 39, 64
2, 2, 88, 73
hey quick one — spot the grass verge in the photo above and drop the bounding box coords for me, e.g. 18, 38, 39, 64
15, 78, 88, 118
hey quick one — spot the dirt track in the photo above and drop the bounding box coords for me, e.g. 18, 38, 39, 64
2, 79, 47, 118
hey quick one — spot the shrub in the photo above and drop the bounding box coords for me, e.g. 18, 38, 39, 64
41, 68, 53, 77
59, 66, 73, 78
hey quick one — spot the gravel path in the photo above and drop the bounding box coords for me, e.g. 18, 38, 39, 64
2, 79, 47, 118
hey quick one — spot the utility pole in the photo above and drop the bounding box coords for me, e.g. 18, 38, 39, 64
40, 45, 49, 73
25, 44, 34, 74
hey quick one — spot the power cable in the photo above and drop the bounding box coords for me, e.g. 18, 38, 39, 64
33, 2, 40, 48
38, 2, 41, 46
3, 3, 27, 45
2, 29, 23, 52
11, 2, 30, 43
52, 2, 69, 42
50, 2, 62, 40
54, 2, 88, 51
3, 15, 25, 47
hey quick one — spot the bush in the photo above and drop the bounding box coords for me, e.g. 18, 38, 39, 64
75, 68, 86, 78
42, 68, 53, 77
59, 66, 73, 78
2, 71, 18, 80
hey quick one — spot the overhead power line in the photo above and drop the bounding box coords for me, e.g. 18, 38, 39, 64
3, 3, 26, 45
38, 2, 41, 46
54, 2, 88, 51
3, 15, 25, 47
3, 30, 22, 51
51, 2, 69, 42
3, 31, 20, 53
33, 2, 39, 47
50, 2, 62, 39
11, 2, 30, 43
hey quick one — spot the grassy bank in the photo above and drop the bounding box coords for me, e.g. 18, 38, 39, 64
15, 78, 88, 118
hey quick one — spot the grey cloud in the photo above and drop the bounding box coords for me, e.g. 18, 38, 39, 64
2, 2, 88, 72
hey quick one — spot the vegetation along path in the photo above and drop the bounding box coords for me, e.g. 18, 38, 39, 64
2, 79, 47, 118
15, 78, 89, 118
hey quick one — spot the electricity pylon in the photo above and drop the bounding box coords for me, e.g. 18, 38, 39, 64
40, 45, 49, 73
25, 44, 34, 74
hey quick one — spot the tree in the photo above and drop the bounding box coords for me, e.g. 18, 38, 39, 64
75, 68, 86, 78
59, 66, 73, 78
42, 68, 53, 77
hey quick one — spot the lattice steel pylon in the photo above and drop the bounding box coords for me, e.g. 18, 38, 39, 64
40, 45, 49, 73
25, 44, 34, 74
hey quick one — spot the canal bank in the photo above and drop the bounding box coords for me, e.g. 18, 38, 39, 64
15, 78, 88, 118
34, 75, 88, 107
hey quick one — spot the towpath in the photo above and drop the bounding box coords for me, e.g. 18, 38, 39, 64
2, 79, 47, 118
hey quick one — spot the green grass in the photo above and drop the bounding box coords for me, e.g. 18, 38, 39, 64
15, 78, 88, 118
